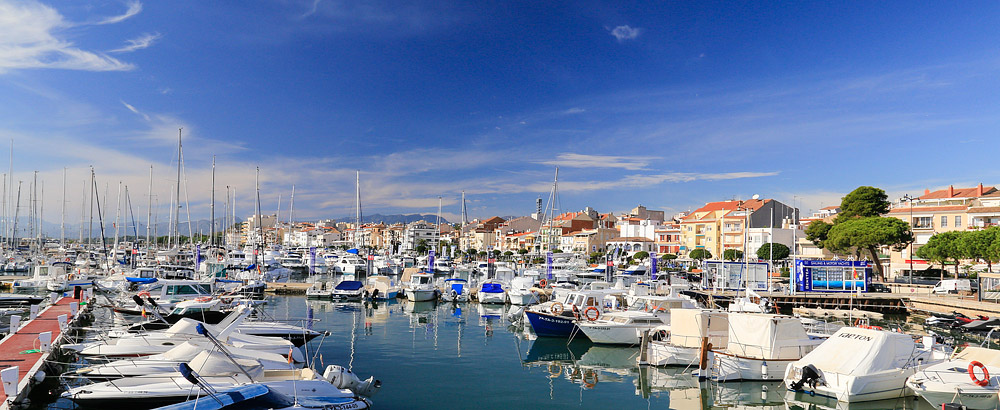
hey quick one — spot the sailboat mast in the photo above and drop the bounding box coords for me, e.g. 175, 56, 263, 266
61, 168, 66, 247
355, 170, 361, 248
88, 168, 94, 248
113, 181, 122, 262
175, 128, 182, 248
254, 167, 262, 265
210, 156, 215, 247
288, 185, 294, 226
12, 181, 20, 249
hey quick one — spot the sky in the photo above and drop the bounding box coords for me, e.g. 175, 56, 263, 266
2, 1, 1000, 229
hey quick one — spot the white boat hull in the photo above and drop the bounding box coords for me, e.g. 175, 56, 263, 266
405, 289, 437, 302
478, 292, 506, 304
507, 291, 537, 306
713, 352, 793, 381
646, 342, 699, 367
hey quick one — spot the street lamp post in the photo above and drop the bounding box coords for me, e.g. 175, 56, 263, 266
902, 194, 915, 285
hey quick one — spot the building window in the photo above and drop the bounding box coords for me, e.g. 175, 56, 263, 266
941, 216, 947, 227
956, 215, 962, 227
913, 217, 932, 228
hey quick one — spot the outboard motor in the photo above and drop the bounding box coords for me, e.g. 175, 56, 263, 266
789, 364, 822, 391
323, 365, 381, 397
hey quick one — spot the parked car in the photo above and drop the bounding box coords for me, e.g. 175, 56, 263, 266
868, 283, 891, 293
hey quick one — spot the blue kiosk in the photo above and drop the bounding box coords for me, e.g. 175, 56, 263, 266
795, 260, 871, 292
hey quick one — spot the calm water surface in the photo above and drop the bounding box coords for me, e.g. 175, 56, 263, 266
38, 295, 935, 410
270, 296, 935, 410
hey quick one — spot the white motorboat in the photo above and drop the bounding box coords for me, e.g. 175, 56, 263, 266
63, 307, 305, 359
576, 294, 698, 345
440, 278, 470, 302
711, 313, 826, 381
364, 276, 399, 300
727, 288, 773, 313
524, 287, 627, 338
62, 351, 378, 408
641, 309, 728, 367
306, 281, 332, 298
334, 254, 367, 275
907, 345, 1000, 409
477, 280, 507, 304
404, 273, 438, 302
786, 326, 946, 402
13, 261, 71, 289
507, 277, 539, 306
74, 341, 301, 380
331, 280, 365, 300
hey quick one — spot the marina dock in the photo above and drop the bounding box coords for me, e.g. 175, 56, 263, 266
0, 295, 89, 410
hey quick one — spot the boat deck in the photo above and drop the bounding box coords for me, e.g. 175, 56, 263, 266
0, 296, 80, 409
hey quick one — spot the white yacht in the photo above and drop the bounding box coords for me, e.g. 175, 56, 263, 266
404, 273, 438, 302
364, 276, 399, 300
783, 326, 946, 402
907, 345, 1000, 408
440, 278, 470, 302
641, 309, 728, 367
507, 276, 539, 306
477, 279, 507, 304
576, 293, 698, 345
711, 313, 826, 381
335, 254, 367, 275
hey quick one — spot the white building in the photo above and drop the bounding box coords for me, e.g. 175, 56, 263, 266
402, 222, 439, 252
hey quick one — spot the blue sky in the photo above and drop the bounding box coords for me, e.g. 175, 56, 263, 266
2, 1, 1000, 226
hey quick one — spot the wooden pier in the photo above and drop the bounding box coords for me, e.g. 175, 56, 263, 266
0, 295, 90, 410
692, 291, 909, 314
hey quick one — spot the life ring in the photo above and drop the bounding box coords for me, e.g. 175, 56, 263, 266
583, 370, 598, 388
539, 279, 548, 288
750, 296, 761, 304
64, 257, 71, 262
195, 296, 213, 302
217, 256, 224, 262
547, 363, 562, 378
137, 290, 151, 298
970, 361, 990, 386
550, 302, 564, 316
572, 305, 581, 320
67, 273, 74, 281
583, 306, 600, 322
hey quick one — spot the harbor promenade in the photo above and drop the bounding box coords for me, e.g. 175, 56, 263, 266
0, 295, 88, 410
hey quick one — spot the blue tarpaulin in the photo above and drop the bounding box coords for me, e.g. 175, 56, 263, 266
480, 283, 504, 293
125, 277, 157, 284
346, 248, 359, 254
334, 280, 364, 290
215, 278, 243, 283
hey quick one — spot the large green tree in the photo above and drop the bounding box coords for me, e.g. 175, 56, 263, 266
959, 227, 1000, 273
825, 216, 913, 280
757, 242, 790, 260
917, 231, 964, 279
722, 249, 743, 261
805, 220, 832, 248
689, 248, 712, 261
836, 186, 890, 221
806, 186, 912, 281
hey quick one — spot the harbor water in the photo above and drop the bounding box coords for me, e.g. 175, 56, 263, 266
31, 293, 943, 410
40, 295, 935, 410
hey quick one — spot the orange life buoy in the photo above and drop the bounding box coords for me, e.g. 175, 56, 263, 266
195, 296, 213, 302
970, 361, 990, 387
137, 290, 151, 298
539, 279, 548, 288
550, 302, 564, 316
583, 306, 600, 322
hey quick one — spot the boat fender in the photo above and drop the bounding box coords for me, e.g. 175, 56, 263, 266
652, 329, 668, 341
550, 302, 564, 316
761, 361, 768, 379
970, 361, 990, 386
788, 364, 821, 391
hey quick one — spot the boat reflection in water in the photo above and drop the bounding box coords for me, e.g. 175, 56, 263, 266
785, 391, 931, 410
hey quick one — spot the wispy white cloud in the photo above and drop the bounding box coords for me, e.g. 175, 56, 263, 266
300, 0, 322, 18
563, 107, 585, 114
0, 0, 134, 73
121, 100, 150, 121
541, 153, 655, 171
609, 25, 641, 42
110, 32, 161, 53
95, 0, 142, 25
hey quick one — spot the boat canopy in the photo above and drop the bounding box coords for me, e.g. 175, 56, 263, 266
669, 309, 728, 349
481, 283, 504, 293
450, 283, 465, 293
794, 327, 924, 376
952, 346, 1000, 367
334, 281, 364, 291
726, 313, 814, 360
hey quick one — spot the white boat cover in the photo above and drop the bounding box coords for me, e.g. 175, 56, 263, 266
669, 309, 728, 349
164, 318, 201, 337
952, 346, 1000, 366
726, 313, 811, 360
160, 342, 205, 360
188, 351, 264, 378
793, 327, 917, 376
